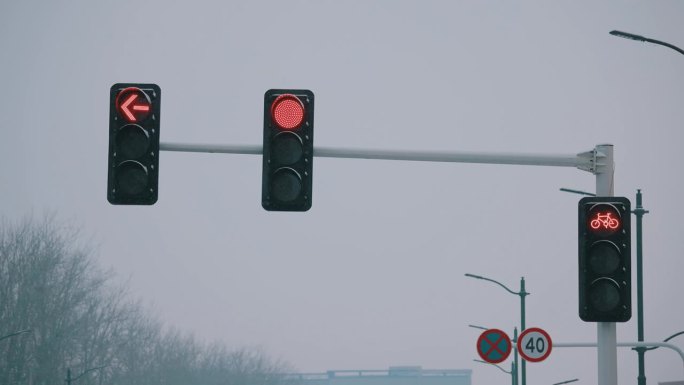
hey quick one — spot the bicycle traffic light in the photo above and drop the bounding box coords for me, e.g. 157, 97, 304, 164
578, 196, 631, 322
108, 84, 161, 205
262, 89, 314, 211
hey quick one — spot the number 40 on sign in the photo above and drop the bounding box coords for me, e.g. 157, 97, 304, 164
517, 327, 553, 363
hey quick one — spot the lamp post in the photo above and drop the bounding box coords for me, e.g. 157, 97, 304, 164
610, 30, 684, 57
552, 379, 579, 385
465, 273, 529, 385
473, 359, 516, 385
644, 331, 684, 352
609, 29, 683, 385
631, 190, 649, 385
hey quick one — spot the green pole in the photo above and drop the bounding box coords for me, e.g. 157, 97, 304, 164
513, 327, 519, 385
520, 277, 528, 385
633, 189, 649, 385
511, 360, 516, 385
464, 273, 528, 385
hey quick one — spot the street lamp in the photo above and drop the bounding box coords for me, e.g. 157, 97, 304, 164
559, 188, 595, 197
608, 29, 682, 385
644, 331, 684, 352
552, 379, 579, 385
465, 273, 529, 385
610, 30, 684, 56
473, 359, 516, 385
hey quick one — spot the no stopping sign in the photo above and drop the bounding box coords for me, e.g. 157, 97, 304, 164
476, 329, 512, 364
517, 327, 552, 362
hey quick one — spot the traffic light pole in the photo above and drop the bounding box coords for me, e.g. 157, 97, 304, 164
594, 144, 617, 385
160, 142, 595, 169
563, 174, 650, 383
159, 141, 617, 383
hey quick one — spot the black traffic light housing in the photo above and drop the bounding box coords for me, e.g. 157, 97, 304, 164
578, 196, 631, 322
262, 89, 314, 211
108, 83, 161, 205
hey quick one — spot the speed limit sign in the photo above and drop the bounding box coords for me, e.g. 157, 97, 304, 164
517, 327, 552, 362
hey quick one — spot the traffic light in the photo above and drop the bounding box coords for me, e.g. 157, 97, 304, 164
262, 89, 314, 211
578, 196, 631, 322
108, 84, 161, 205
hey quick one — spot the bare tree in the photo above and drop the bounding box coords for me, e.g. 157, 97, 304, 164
0, 216, 122, 385
0, 216, 294, 385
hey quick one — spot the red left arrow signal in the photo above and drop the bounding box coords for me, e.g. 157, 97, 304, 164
116, 88, 152, 122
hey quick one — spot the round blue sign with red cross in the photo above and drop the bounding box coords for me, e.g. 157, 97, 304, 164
476, 328, 512, 364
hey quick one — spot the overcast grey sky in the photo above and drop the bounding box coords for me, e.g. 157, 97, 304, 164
1, 1, 683, 383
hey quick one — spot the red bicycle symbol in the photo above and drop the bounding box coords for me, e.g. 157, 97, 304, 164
590, 212, 619, 230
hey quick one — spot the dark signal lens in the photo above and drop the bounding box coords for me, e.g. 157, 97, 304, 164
271, 132, 303, 165
116, 124, 150, 159
588, 241, 620, 275
588, 278, 621, 312
270, 168, 302, 202
115, 160, 149, 196
271, 94, 305, 130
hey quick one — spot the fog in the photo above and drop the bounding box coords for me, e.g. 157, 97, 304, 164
1, 1, 683, 384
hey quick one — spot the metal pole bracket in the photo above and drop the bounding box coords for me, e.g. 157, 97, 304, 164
577, 147, 608, 175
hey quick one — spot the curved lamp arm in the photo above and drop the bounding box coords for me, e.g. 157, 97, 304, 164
465, 273, 523, 296
472, 359, 512, 375
610, 30, 684, 57
644, 330, 684, 352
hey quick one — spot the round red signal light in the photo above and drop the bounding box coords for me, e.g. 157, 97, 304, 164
271, 94, 305, 130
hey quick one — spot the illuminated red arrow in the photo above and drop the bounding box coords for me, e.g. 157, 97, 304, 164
120, 93, 150, 122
